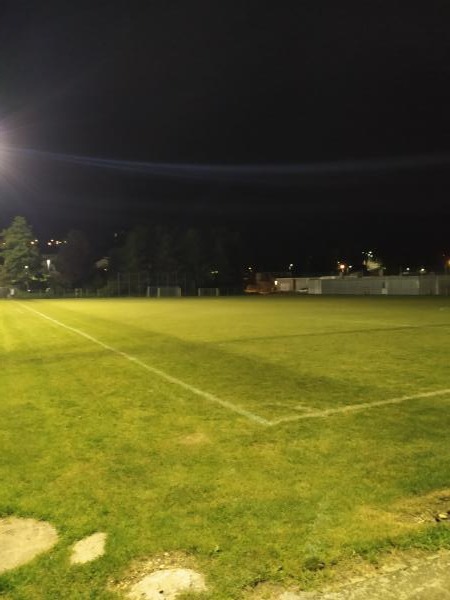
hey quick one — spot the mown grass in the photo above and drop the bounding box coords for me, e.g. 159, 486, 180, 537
1, 296, 450, 599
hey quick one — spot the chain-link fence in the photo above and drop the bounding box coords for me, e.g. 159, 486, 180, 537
9, 271, 244, 298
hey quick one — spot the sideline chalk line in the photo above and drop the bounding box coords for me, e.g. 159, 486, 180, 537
271, 388, 450, 425
18, 303, 450, 428
19, 303, 270, 426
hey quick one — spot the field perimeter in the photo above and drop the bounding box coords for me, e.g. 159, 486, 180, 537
1, 296, 450, 598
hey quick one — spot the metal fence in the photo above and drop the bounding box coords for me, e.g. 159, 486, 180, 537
6, 271, 244, 299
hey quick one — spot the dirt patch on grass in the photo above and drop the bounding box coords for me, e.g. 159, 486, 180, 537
110, 551, 207, 599
178, 432, 211, 446
70, 532, 107, 565
247, 550, 450, 599
349, 489, 450, 541
317, 491, 450, 591
126, 568, 206, 599
0, 517, 58, 574
245, 582, 309, 599
390, 488, 450, 524
322, 547, 447, 590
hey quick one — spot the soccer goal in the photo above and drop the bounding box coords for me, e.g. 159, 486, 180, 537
146, 286, 182, 298
197, 287, 220, 297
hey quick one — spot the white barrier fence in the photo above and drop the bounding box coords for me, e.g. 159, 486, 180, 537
275, 275, 450, 296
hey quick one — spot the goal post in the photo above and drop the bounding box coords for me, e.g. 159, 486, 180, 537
146, 286, 182, 298
197, 287, 220, 297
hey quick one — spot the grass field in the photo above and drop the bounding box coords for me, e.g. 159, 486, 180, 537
1, 296, 450, 599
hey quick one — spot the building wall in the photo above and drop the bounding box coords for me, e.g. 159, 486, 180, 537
436, 275, 450, 295
385, 277, 420, 295
321, 277, 384, 295
275, 275, 450, 296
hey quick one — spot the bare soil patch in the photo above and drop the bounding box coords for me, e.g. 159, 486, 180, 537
178, 432, 211, 446
110, 551, 207, 599
126, 568, 206, 599
70, 532, 107, 565
248, 549, 450, 600
391, 488, 450, 524
0, 517, 58, 574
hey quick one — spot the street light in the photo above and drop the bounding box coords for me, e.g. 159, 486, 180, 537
24, 265, 30, 292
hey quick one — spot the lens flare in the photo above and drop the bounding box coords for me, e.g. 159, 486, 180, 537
3, 146, 450, 185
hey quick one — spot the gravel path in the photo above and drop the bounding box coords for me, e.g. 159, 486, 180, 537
281, 551, 450, 600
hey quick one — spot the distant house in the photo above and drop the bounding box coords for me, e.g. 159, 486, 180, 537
244, 272, 276, 294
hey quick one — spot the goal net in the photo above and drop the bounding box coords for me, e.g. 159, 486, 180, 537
197, 287, 220, 297
146, 286, 182, 297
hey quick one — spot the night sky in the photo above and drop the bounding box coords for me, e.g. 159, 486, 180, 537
1, 1, 449, 271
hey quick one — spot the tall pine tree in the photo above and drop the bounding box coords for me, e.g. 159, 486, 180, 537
0, 216, 40, 289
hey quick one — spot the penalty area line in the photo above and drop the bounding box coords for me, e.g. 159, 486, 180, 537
270, 388, 450, 425
19, 303, 270, 426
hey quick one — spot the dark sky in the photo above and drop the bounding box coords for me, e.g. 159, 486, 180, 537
0, 1, 449, 269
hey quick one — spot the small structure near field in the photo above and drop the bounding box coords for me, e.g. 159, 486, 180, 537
245, 272, 276, 294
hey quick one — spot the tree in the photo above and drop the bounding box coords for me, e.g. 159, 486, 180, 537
208, 228, 242, 285
117, 226, 151, 272
152, 226, 178, 273
0, 216, 40, 289
55, 230, 92, 288
180, 227, 204, 279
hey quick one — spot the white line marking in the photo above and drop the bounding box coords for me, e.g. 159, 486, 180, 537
18, 303, 450, 428
20, 303, 270, 426
270, 388, 450, 425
